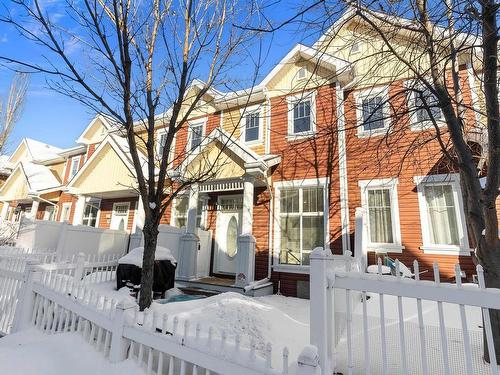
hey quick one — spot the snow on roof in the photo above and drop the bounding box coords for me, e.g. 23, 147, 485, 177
21, 161, 61, 192
25, 138, 63, 162
0, 155, 12, 175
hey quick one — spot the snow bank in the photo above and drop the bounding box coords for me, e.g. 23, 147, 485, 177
150, 292, 309, 367
0, 329, 144, 375
119, 246, 177, 267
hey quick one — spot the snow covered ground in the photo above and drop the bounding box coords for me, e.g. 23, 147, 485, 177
1, 279, 497, 374
0, 328, 144, 375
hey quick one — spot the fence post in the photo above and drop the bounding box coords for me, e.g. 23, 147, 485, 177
296, 345, 322, 375
354, 207, 367, 269
11, 260, 40, 333
309, 247, 331, 374
73, 252, 86, 284
109, 300, 136, 362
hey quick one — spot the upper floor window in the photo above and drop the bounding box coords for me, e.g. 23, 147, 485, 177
287, 92, 316, 138
157, 131, 167, 157
240, 105, 262, 144
69, 156, 81, 179
275, 178, 327, 267
409, 84, 443, 129
189, 121, 205, 151
355, 87, 389, 137
359, 178, 402, 252
414, 174, 470, 255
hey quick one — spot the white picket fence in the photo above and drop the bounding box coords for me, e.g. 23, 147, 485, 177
310, 247, 500, 375
6, 252, 320, 375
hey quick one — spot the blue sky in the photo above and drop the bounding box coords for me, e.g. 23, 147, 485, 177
0, 0, 325, 155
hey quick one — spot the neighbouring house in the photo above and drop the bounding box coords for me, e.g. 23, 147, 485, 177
0, 9, 497, 297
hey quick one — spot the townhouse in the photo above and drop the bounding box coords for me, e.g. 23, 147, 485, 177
0, 10, 495, 296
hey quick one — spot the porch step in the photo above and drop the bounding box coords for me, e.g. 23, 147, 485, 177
175, 278, 274, 297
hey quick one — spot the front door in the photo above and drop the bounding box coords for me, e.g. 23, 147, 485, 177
110, 202, 130, 231
214, 195, 243, 275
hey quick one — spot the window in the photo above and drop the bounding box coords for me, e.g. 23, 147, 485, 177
287, 92, 316, 138
275, 179, 327, 267
82, 199, 100, 227
69, 156, 81, 179
172, 196, 205, 229
60, 203, 72, 222
157, 131, 167, 157
43, 206, 56, 221
359, 179, 402, 252
297, 67, 307, 80
244, 112, 260, 143
189, 121, 205, 151
350, 42, 361, 55
415, 174, 470, 255
355, 87, 389, 136
409, 85, 443, 128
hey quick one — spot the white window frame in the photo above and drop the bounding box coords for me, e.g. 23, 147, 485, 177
69, 156, 81, 180
59, 202, 72, 222
43, 205, 57, 221
186, 119, 207, 153
240, 104, 263, 145
354, 86, 390, 138
358, 178, 403, 253
82, 198, 101, 228
414, 174, 471, 255
111, 202, 130, 231
170, 195, 208, 230
286, 91, 317, 140
273, 177, 329, 274
405, 80, 445, 131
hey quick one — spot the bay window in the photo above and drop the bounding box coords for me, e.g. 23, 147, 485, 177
275, 179, 327, 267
415, 174, 470, 255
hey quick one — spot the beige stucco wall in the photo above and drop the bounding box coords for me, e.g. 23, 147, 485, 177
71, 143, 137, 194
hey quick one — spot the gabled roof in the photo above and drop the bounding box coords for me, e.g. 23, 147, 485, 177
76, 114, 118, 145
0, 161, 61, 198
8, 138, 63, 164
259, 44, 353, 87
67, 133, 150, 189
177, 127, 280, 175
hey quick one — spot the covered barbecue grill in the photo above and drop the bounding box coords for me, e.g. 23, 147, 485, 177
117, 246, 177, 298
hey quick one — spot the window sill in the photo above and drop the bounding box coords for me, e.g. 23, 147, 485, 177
273, 264, 310, 274
286, 132, 316, 142
420, 245, 472, 256
356, 129, 388, 138
367, 244, 404, 254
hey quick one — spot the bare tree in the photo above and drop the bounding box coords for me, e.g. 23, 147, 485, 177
0, 73, 28, 155
0, 0, 260, 309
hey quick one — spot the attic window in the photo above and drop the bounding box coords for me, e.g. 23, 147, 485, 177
350, 42, 361, 54
297, 67, 307, 80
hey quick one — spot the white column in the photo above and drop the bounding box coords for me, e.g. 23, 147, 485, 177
235, 174, 256, 287
72, 195, 86, 225
133, 196, 145, 233
27, 200, 39, 220
177, 185, 200, 280
241, 175, 254, 235
186, 185, 199, 234
0, 202, 10, 221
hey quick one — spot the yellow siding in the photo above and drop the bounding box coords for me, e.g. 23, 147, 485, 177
185, 142, 245, 180
0, 168, 29, 201
71, 143, 137, 194
9, 143, 29, 165
48, 161, 65, 183
80, 118, 108, 144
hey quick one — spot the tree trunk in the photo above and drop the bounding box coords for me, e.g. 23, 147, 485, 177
138, 222, 159, 310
